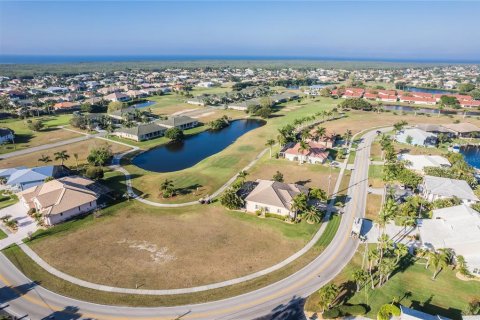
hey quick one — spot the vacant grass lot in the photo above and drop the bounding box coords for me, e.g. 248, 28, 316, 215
28, 198, 319, 290
3, 213, 340, 307
0, 116, 81, 155
248, 154, 340, 193
305, 245, 480, 319
0, 138, 131, 168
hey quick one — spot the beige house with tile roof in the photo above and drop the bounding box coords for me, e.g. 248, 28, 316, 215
245, 179, 308, 218
18, 176, 98, 226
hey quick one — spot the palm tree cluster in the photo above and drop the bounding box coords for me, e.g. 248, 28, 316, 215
316, 284, 340, 313
290, 190, 326, 224
160, 179, 175, 198
365, 235, 409, 289
421, 248, 454, 280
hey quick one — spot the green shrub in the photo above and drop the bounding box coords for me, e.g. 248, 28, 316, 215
323, 307, 341, 318
338, 304, 368, 316
265, 212, 286, 221
85, 166, 104, 180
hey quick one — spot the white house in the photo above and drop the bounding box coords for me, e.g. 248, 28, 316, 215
18, 176, 98, 226
422, 175, 479, 205
396, 128, 437, 147
244, 179, 309, 218
417, 204, 480, 277
397, 154, 450, 173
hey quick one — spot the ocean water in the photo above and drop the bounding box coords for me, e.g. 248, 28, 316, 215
1, 55, 479, 65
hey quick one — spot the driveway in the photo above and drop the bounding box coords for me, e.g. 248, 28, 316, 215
0, 202, 38, 250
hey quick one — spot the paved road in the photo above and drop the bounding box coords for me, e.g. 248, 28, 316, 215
0, 128, 386, 320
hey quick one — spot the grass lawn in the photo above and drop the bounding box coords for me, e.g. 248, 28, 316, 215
0, 228, 7, 240
0, 138, 132, 168
3, 213, 341, 307
247, 153, 340, 193
370, 141, 383, 161
365, 194, 382, 220
27, 194, 320, 289
305, 245, 480, 320
3, 204, 341, 308
368, 165, 384, 189
0, 117, 81, 155
0, 192, 18, 210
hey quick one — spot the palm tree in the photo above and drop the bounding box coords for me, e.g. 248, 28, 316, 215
314, 126, 326, 142
38, 154, 52, 164
291, 193, 308, 216
352, 268, 368, 292
431, 248, 453, 280
237, 170, 248, 182
54, 150, 70, 166
265, 139, 275, 158
73, 153, 79, 169
160, 179, 175, 198
394, 243, 409, 264
303, 206, 322, 224
300, 129, 312, 141
297, 140, 310, 164
344, 129, 353, 145
317, 284, 339, 313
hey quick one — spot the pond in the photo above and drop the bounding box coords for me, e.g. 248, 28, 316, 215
132, 119, 265, 172
404, 86, 454, 95
460, 145, 480, 169
130, 100, 156, 109
383, 105, 480, 117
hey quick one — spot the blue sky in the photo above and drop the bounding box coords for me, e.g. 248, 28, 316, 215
1, 1, 480, 61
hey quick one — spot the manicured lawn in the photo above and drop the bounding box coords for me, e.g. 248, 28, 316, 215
247, 153, 340, 193
0, 117, 81, 155
0, 138, 132, 168
368, 165, 384, 188
305, 245, 480, 320
0, 193, 18, 210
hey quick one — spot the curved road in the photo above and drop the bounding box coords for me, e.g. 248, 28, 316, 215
0, 128, 384, 320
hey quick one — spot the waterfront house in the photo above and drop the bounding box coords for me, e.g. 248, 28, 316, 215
396, 128, 437, 147
113, 122, 167, 142
417, 204, 480, 277
104, 92, 130, 102
245, 179, 309, 218
18, 176, 98, 226
422, 175, 478, 205
441, 122, 480, 138
397, 154, 450, 173
157, 115, 198, 130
